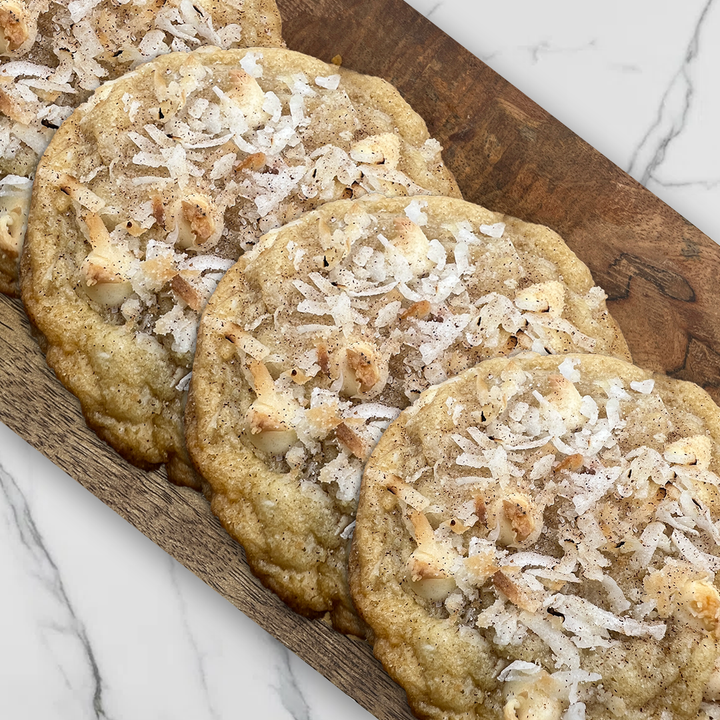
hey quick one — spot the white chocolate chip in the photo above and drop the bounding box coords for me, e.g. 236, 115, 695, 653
350, 132, 401, 169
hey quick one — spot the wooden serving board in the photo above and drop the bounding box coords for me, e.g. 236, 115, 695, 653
2, 1, 720, 718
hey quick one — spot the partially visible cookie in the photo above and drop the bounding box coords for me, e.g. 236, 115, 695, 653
0, 0, 284, 295
21, 47, 461, 489
186, 195, 630, 634
351, 353, 720, 720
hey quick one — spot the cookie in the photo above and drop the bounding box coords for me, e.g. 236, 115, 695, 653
350, 352, 720, 720
185, 195, 630, 634
20, 47, 462, 489
0, 0, 284, 295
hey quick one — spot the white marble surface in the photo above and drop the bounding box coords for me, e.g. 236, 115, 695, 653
2, 1, 719, 718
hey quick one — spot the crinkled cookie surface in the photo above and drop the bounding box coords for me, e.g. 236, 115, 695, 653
21, 47, 460, 489
186, 195, 629, 633
0, 0, 284, 294
351, 353, 720, 720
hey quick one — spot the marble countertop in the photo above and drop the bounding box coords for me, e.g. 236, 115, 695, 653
2, 1, 719, 717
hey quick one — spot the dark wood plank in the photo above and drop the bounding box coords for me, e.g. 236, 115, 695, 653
2, 1, 720, 719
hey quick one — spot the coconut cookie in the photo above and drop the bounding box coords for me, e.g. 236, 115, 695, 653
185, 195, 629, 634
0, 0, 284, 296
20, 47, 461, 489
350, 352, 720, 720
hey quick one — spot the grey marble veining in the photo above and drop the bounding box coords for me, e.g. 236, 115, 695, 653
629, 0, 715, 186
0, 459, 107, 719
2, 2, 720, 719
274, 647, 312, 720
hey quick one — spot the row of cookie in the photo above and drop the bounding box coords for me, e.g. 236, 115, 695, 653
183, 193, 632, 639
11, 10, 720, 719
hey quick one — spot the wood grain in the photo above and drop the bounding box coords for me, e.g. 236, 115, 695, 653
1, 0, 719, 718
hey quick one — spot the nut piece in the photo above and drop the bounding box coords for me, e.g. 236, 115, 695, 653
349, 133, 401, 169
80, 212, 134, 301
492, 492, 537, 547
406, 510, 458, 601
676, 578, 720, 638
545, 374, 584, 432
0, 182, 31, 256
0, 0, 29, 54
341, 342, 381, 396
166, 194, 222, 249
227, 69, 268, 129
503, 674, 563, 720
246, 360, 299, 455
514, 281, 565, 317
664, 435, 712, 469
391, 216, 433, 276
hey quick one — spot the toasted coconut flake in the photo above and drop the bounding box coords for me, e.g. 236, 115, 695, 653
493, 570, 543, 613
57, 173, 106, 212
223, 321, 271, 361
386, 476, 431, 511
236, 151, 266, 173
401, 299, 432, 321
555, 454, 584, 473
171, 274, 204, 312
464, 551, 500, 586
335, 421, 368, 459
